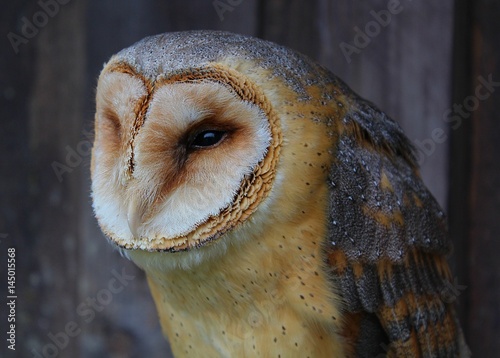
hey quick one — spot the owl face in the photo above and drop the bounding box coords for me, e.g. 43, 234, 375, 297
91, 64, 281, 252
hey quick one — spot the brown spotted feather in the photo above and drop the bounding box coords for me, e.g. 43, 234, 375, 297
326, 97, 468, 357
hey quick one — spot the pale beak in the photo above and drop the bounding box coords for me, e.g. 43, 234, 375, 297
127, 197, 147, 238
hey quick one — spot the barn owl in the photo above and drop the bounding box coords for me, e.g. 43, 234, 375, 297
91, 31, 469, 357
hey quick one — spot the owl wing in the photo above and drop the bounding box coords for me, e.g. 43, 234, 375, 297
325, 97, 469, 357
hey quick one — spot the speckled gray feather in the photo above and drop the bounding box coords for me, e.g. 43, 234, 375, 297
111, 31, 328, 101
326, 96, 467, 356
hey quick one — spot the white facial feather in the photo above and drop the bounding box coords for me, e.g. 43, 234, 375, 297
92, 80, 271, 247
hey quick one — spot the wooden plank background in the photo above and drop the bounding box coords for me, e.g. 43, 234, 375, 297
1, 0, 498, 356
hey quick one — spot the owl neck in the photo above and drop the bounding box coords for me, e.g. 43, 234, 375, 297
129, 186, 346, 356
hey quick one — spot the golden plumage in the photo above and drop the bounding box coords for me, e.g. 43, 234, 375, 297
91, 31, 469, 357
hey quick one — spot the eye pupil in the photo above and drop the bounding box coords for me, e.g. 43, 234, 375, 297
191, 130, 226, 148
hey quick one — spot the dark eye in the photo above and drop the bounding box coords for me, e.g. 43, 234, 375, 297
190, 130, 226, 148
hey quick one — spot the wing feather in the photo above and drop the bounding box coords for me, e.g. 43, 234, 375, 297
325, 98, 469, 357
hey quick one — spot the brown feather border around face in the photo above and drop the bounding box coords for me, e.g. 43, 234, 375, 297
101, 61, 282, 252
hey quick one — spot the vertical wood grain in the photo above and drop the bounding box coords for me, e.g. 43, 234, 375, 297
468, 1, 500, 355
447, 0, 473, 342
22, 1, 86, 357
1, 1, 39, 357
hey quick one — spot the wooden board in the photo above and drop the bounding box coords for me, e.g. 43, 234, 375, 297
3, 0, 496, 356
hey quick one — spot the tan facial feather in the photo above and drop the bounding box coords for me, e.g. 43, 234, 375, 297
93, 71, 147, 172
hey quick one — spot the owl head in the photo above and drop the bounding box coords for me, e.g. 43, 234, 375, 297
91, 31, 335, 257
93, 31, 390, 271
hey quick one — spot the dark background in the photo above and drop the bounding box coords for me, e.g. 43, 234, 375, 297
1, 0, 498, 357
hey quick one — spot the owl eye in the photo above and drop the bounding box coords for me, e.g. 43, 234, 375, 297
190, 130, 226, 149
